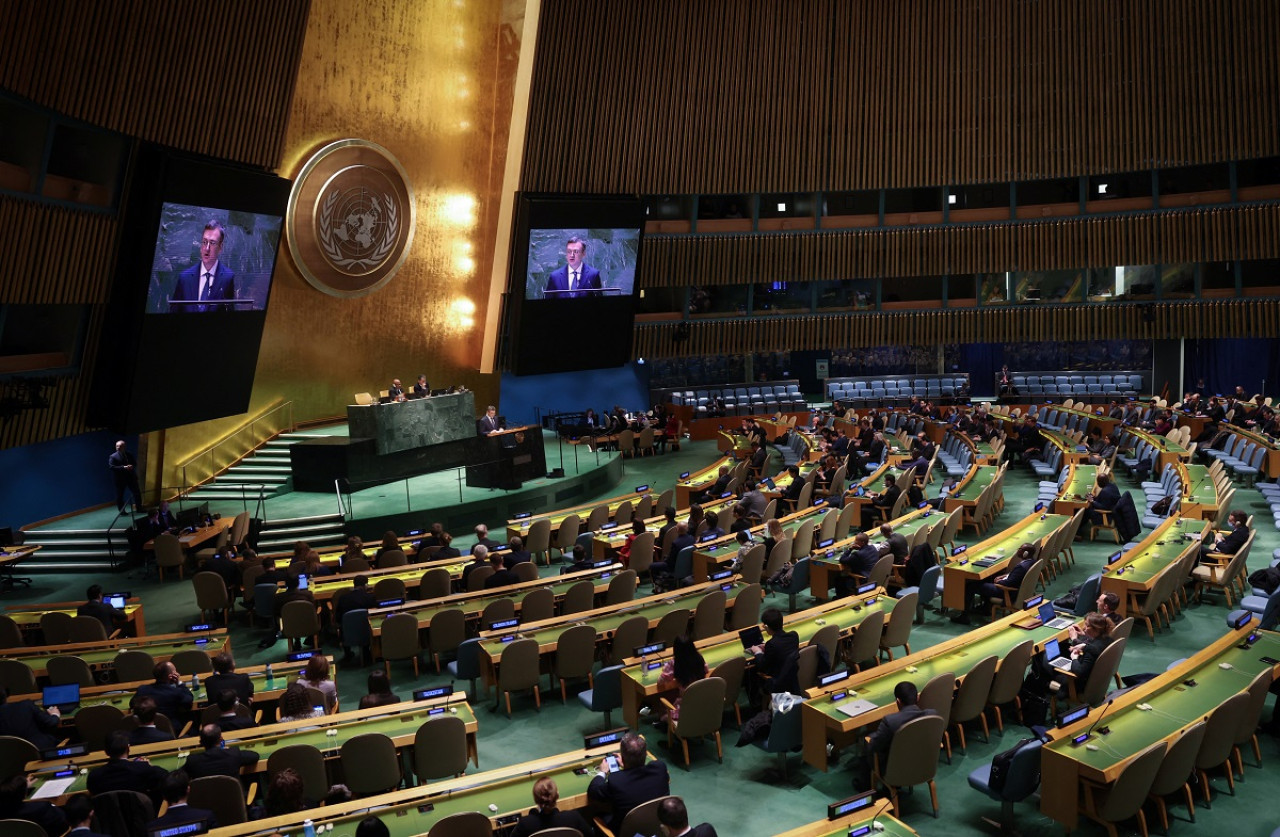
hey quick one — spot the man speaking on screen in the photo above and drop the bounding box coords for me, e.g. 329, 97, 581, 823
175, 221, 237, 312
545, 236, 601, 299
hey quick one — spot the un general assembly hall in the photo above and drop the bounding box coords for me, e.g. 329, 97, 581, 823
2, 2, 1280, 836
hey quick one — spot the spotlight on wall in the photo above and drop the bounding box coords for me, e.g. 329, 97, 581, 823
947, 194, 957, 205
776, 202, 786, 212
1097, 183, 1108, 195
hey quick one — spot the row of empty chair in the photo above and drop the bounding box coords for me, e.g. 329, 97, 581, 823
669, 382, 806, 414
1003, 372, 1143, 398
828, 375, 970, 403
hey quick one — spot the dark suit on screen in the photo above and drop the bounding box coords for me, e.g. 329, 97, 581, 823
545, 263, 602, 298
174, 261, 236, 312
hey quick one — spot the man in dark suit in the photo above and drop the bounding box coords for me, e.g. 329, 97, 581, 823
0, 687, 61, 749
128, 697, 175, 746
63, 793, 111, 837
205, 652, 254, 704
147, 770, 216, 832
256, 558, 290, 588
876, 523, 909, 562
156, 500, 179, 531
183, 724, 260, 780
483, 552, 519, 589
587, 733, 670, 835
698, 465, 732, 503
656, 796, 718, 837
460, 545, 491, 589
955, 543, 1040, 624
650, 522, 694, 581
174, 221, 236, 312
412, 374, 430, 398
862, 473, 902, 528
335, 575, 378, 624
503, 536, 532, 569
1201, 509, 1250, 562
473, 524, 502, 551
77, 585, 126, 635
749, 607, 800, 696
748, 440, 769, 474
387, 379, 405, 401
202, 549, 241, 591
108, 440, 143, 513
1084, 471, 1121, 527
545, 236, 602, 299
839, 533, 881, 596
852, 680, 938, 791
478, 405, 502, 435
210, 689, 256, 733
87, 731, 169, 802
136, 662, 193, 727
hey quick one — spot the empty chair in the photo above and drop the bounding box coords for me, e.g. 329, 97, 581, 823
606, 570, 637, 605
448, 637, 483, 702
609, 615, 648, 665
578, 664, 623, 729
413, 715, 469, 783
68, 615, 110, 643
985, 639, 1033, 733
653, 608, 691, 645
498, 637, 542, 716
0, 660, 37, 695
1078, 740, 1167, 837
917, 671, 957, 763
728, 583, 763, 631
373, 576, 407, 601
382, 612, 422, 677
560, 580, 595, 616
340, 609, 372, 662
709, 654, 747, 727
1193, 691, 1249, 806
968, 738, 1044, 834
0, 617, 24, 651
795, 644, 820, 691
480, 597, 516, 628
154, 533, 187, 580
47, 654, 95, 687
1146, 720, 1207, 833
192, 572, 231, 627
466, 565, 495, 592
378, 549, 408, 568
0, 821, 48, 837
751, 690, 804, 778
171, 649, 214, 676
428, 608, 466, 672
846, 610, 885, 673
663, 676, 727, 768
524, 518, 552, 566
879, 592, 916, 661
188, 775, 249, 826
1231, 668, 1273, 773
112, 650, 155, 683
281, 599, 320, 650
691, 589, 727, 640
341, 733, 402, 795
419, 567, 453, 599
74, 703, 124, 751
552, 623, 597, 703
427, 811, 493, 837
949, 655, 998, 752
520, 587, 556, 623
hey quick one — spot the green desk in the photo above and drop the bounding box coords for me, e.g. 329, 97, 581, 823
1129, 427, 1190, 472
693, 504, 826, 584
366, 564, 624, 642
1052, 463, 1098, 516
1100, 516, 1208, 616
592, 495, 737, 561
13, 656, 322, 724
801, 607, 1064, 771
676, 455, 738, 509
1179, 463, 1220, 520
620, 587, 891, 727
26, 695, 479, 803
941, 511, 1071, 611
942, 464, 998, 513
477, 579, 750, 695
775, 798, 918, 837
1040, 625, 1280, 829
205, 746, 626, 837
306, 553, 470, 605
505, 488, 654, 542
4, 599, 146, 638
0, 630, 229, 679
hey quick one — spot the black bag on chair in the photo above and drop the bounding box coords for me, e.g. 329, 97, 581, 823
988, 737, 1038, 794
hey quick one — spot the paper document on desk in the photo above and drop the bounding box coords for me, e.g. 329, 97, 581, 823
31, 777, 75, 800
836, 698, 878, 718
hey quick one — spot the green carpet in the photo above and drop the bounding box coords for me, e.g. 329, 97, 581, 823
10, 440, 1280, 837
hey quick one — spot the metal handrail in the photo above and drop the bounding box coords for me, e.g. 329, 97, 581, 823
178, 400, 295, 494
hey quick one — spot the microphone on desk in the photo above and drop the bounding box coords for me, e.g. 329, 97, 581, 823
1072, 698, 1115, 746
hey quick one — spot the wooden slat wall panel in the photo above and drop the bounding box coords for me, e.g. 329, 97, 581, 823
637, 204, 1280, 288
634, 299, 1280, 360
0, 0, 310, 169
0, 197, 119, 304
525, 0, 1280, 193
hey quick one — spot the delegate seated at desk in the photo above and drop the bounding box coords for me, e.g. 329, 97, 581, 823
1019, 612, 1114, 726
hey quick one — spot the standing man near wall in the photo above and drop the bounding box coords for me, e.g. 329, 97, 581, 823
109, 440, 143, 513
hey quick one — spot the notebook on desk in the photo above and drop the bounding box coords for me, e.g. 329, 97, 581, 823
835, 698, 878, 718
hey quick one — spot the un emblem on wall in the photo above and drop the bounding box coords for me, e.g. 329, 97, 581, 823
287, 139, 415, 297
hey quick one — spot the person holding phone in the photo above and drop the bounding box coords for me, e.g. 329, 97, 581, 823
587, 733, 670, 835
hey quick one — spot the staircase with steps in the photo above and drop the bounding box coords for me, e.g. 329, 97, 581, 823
19, 512, 347, 573
185, 432, 325, 502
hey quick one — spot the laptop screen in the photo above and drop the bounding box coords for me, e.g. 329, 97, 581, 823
1038, 602, 1056, 623
42, 683, 79, 707
738, 625, 764, 650
1044, 638, 1062, 660
106, 594, 128, 610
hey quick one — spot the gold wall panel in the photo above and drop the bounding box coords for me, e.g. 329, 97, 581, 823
156, 0, 528, 487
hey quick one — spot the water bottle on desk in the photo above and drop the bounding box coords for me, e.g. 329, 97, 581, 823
265, 663, 274, 686
303, 819, 317, 837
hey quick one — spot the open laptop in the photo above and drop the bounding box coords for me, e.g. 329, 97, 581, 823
738, 625, 764, 652
42, 683, 80, 713
1042, 638, 1073, 671
1016, 601, 1075, 630
105, 592, 129, 610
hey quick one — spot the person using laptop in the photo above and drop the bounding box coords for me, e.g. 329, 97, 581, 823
77, 584, 127, 635
1019, 612, 1114, 727
147, 770, 216, 833
0, 686, 61, 749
